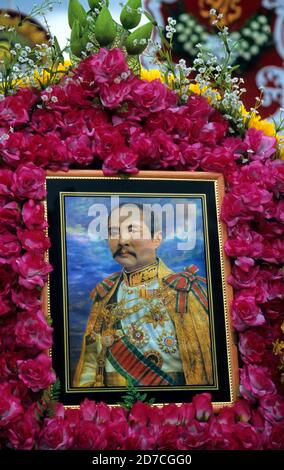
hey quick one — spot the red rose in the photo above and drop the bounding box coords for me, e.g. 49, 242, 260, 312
22, 199, 47, 230
15, 310, 53, 351
232, 293, 265, 332
192, 393, 213, 422
17, 353, 56, 392
239, 330, 266, 363
39, 417, 73, 449
0, 383, 23, 427
186, 94, 212, 119
0, 88, 37, 126
66, 135, 94, 166
0, 266, 16, 296
17, 229, 50, 253
264, 422, 284, 449
240, 364, 276, 401
13, 252, 52, 290
0, 296, 12, 316
100, 81, 133, 109
93, 126, 125, 160
11, 162, 46, 200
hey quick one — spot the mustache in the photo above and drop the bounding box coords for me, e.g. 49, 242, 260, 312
113, 247, 137, 259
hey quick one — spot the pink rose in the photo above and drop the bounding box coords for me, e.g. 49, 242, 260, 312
22, 200, 47, 230
74, 421, 107, 449
234, 257, 255, 272
239, 330, 266, 363
240, 364, 276, 401
150, 129, 181, 168
192, 393, 213, 421
75, 48, 129, 87
0, 200, 21, 228
264, 422, 284, 449
66, 134, 94, 166
39, 417, 73, 449
15, 310, 53, 351
130, 78, 177, 114
198, 121, 228, 146
7, 411, 40, 449
0, 88, 38, 126
225, 224, 264, 258
262, 239, 284, 264
183, 420, 212, 449
234, 422, 262, 449
0, 266, 16, 296
12, 163, 46, 200
186, 94, 213, 119
11, 287, 41, 310
179, 142, 204, 170
0, 132, 26, 166
17, 229, 50, 253
244, 128, 277, 162
232, 293, 265, 331
13, 252, 52, 290
201, 146, 237, 176
17, 353, 56, 392
271, 159, 284, 196
0, 231, 21, 264
228, 263, 259, 289
0, 384, 23, 427
0, 169, 13, 196
100, 81, 133, 109
259, 395, 284, 423
93, 126, 125, 160
103, 149, 138, 175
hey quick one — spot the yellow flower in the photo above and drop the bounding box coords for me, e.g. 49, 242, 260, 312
140, 68, 163, 82
248, 114, 276, 137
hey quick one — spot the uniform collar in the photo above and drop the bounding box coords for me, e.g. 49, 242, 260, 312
123, 259, 159, 287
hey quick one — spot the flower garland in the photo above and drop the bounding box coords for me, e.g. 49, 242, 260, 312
0, 44, 284, 450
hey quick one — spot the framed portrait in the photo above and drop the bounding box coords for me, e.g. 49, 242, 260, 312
45, 170, 238, 407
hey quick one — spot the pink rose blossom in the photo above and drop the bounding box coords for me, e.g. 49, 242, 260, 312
17, 353, 56, 392
103, 149, 138, 175
12, 163, 46, 200
0, 169, 13, 196
240, 364, 276, 401
0, 231, 21, 264
259, 395, 284, 423
232, 293, 265, 331
15, 310, 53, 350
17, 229, 50, 253
244, 128, 277, 162
0, 383, 23, 427
39, 417, 73, 449
13, 252, 52, 290
11, 287, 41, 310
239, 330, 267, 363
130, 78, 177, 114
0, 200, 21, 228
22, 200, 47, 230
74, 421, 107, 449
7, 411, 40, 449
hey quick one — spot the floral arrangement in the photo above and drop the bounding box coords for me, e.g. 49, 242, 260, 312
0, 0, 284, 450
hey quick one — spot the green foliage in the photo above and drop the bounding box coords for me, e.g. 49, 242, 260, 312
118, 379, 156, 410
34, 379, 61, 422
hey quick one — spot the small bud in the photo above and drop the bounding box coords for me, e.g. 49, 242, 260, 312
125, 22, 153, 55
94, 6, 116, 46
68, 0, 87, 29
120, 0, 142, 30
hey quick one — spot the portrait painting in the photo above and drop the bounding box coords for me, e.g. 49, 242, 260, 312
45, 171, 238, 406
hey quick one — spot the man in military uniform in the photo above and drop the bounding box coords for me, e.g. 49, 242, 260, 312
73, 203, 213, 387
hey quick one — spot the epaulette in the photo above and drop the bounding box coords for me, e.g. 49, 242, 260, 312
163, 264, 208, 313
90, 271, 121, 302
